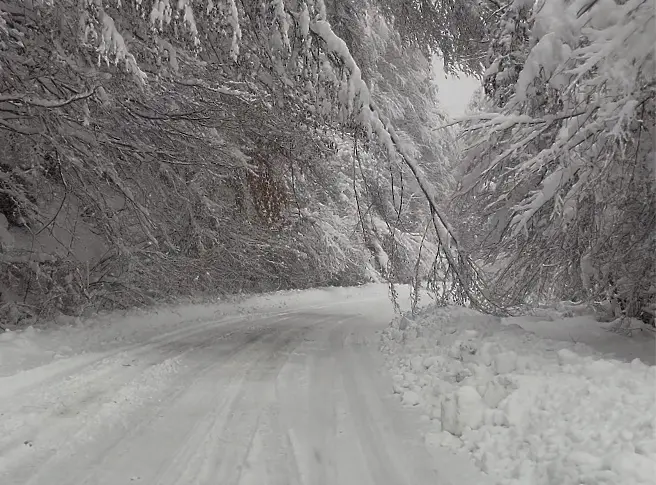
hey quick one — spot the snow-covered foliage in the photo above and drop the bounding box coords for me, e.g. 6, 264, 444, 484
97, 11, 147, 84
482, 0, 532, 107
457, 0, 655, 320
382, 305, 656, 485
304, 11, 493, 310
375, 0, 490, 76
0, 0, 469, 322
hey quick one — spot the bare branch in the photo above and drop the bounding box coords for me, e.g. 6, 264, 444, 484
0, 89, 97, 108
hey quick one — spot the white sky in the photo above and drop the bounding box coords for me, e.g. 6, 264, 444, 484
431, 56, 480, 117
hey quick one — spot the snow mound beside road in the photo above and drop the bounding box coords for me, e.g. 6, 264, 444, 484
381, 306, 656, 485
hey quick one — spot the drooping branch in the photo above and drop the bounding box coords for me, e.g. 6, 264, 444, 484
0, 89, 97, 108
455, 0, 655, 318
0, 118, 42, 135
310, 19, 498, 311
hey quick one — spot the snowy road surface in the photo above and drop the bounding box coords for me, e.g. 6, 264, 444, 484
0, 287, 477, 485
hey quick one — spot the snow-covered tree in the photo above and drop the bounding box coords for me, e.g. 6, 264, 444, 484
458, 0, 656, 322
0, 0, 492, 320
375, 0, 491, 76
482, 0, 533, 107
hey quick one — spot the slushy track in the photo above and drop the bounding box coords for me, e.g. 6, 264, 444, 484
0, 300, 442, 485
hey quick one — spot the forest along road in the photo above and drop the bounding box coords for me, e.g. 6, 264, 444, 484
0, 293, 446, 485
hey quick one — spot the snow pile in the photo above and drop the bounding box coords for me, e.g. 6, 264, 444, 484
381, 305, 656, 485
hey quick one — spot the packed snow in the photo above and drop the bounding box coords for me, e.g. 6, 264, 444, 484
381, 305, 656, 485
0, 284, 489, 485
0, 285, 406, 377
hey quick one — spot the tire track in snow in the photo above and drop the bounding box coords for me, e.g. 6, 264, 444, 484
2, 311, 250, 407
149, 325, 297, 485
277, 315, 372, 485
1, 318, 289, 484
0, 312, 247, 403
0, 316, 245, 459
2, 295, 449, 485
59, 315, 315, 485
178, 318, 325, 485
33, 322, 290, 485
338, 326, 441, 485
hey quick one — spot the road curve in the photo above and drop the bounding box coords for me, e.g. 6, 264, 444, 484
0, 298, 443, 485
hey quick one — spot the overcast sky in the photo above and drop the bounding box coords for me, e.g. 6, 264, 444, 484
431, 57, 480, 117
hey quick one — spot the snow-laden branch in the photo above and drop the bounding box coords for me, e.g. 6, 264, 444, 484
0, 118, 42, 135
459, 0, 655, 313
0, 89, 97, 108
310, 19, 494, 309
437, 110, 592, 131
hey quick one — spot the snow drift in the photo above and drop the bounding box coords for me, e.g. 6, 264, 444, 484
381, 306, 656, 485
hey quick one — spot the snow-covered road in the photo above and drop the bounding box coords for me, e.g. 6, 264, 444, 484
0, 288, 471, 485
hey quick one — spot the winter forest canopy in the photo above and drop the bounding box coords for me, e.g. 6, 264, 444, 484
0, 0, 653, 326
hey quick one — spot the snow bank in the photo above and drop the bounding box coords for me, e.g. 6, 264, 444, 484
381, 306, 656, 485
502, 311, 655, 365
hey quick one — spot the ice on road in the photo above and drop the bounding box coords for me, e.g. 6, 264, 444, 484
0, 286, 476, 485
